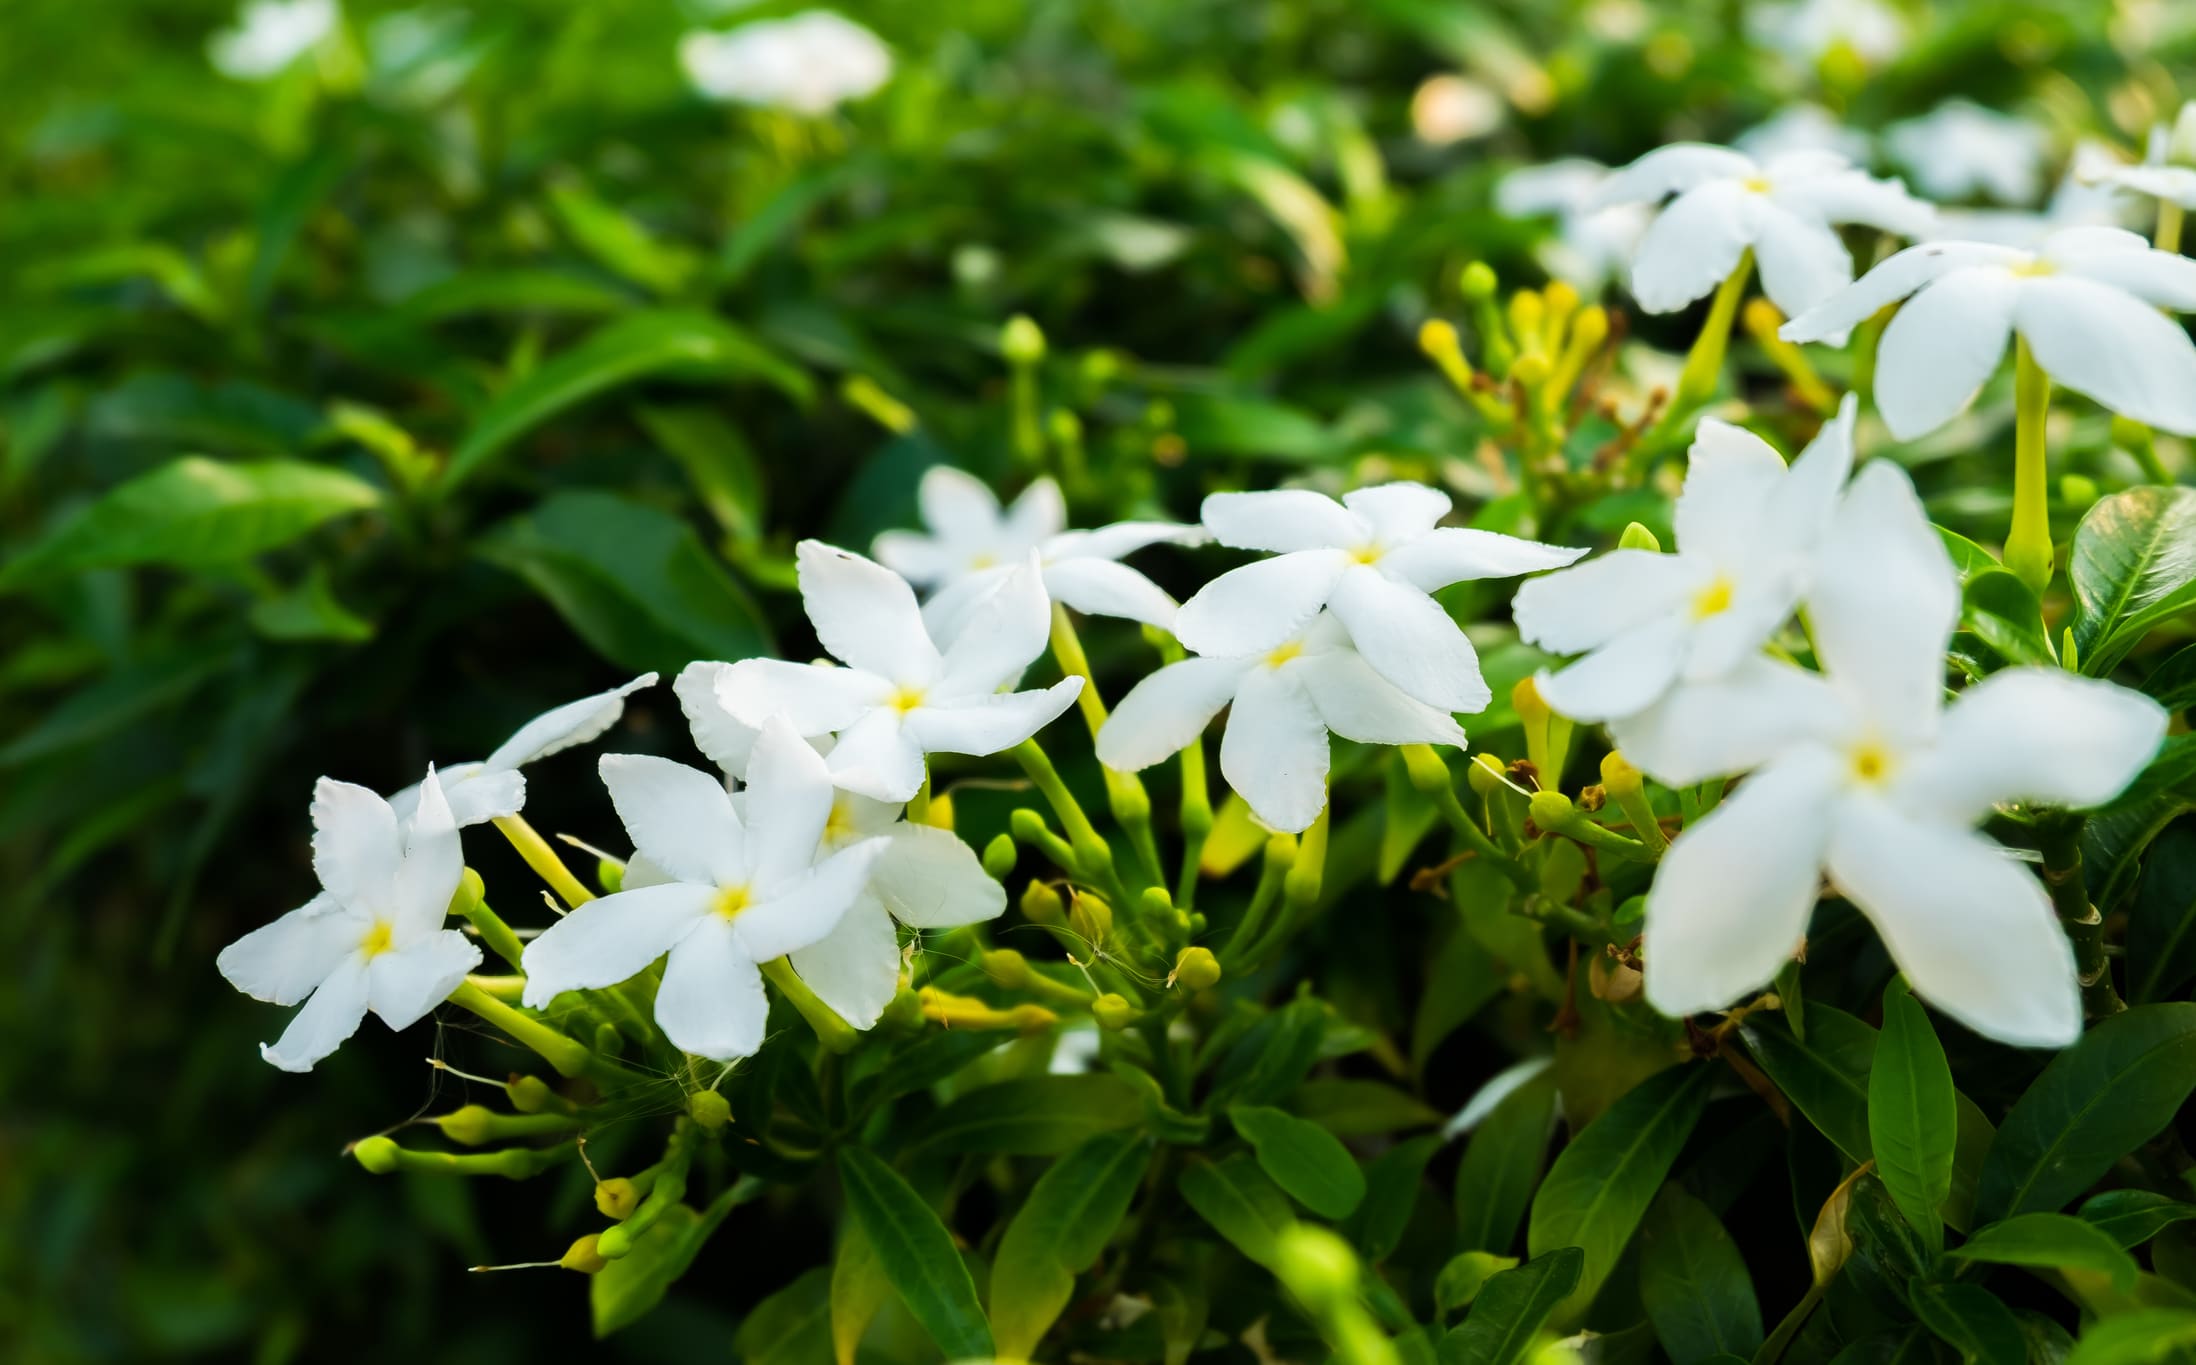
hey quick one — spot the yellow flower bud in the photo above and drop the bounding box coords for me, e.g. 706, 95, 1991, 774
351, 1136, 400, 1175
596, 1178, 642, 1220
1600, 750, 1643, 800
982, 832, 1017, 879
1069, 891, 1113, 946
1093, 993, 1138, 1030
505, 1074, 554, 1114
1001, 315, 1046, 365
1173, 946, 1222, 991
688, 1089, 730, 1131
1020, 879, 1065, 925
560, 1234, 608, 1275
1617, 521, 1662, 553
1467, 752, 1506, 797
1459, 261, 1498, 301
1528, 789, 1575, 831
982, 947, 1032, 988
436, 1104, 497, 1146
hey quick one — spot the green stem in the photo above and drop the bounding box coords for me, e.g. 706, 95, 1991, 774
1221, 835, 1295, 966
2007, 336, 2055, 595
760, 957, 860, 1053
2161, 202, 2185, 255
1012, 738, 1129, 908
1401, 746, 1533, 892
494, 814, 596, 910
2035, 814, 2125, 1020
1176, 735, 1212, 909
448, 981, 648, 1089
1049, 605, 1163, 888
1675, 253, 1753, 409
353, 1138, 574, 1180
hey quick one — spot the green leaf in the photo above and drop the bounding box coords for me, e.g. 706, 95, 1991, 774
1349, 1135, 1441, 1263
547, 176, 698, 297
829, 1220, 889, 1365
1454, 1069, 1557, 1255
1637, 1185, 1763, 1362
2080, 1190, 2196, 1249
1949, 1212, 2139, 1291
1288, 1079, 1443, 1138
1, 457, 379, 590
1740, 1005, 1876, 1166
2131, 827, 2196, 1004
2142, 643, 2196, 713
1908, 1281, 2026, 1365
1825, 1327, 1940, 1365
834, 1148, 992, 1361
1436, 1247, 1583, 1365
989, 1131, 1149, 1360
1526, 1063, 1713, 1324
1412, 925, 1505, 1080
2071, 486, 2196, 677
905, 1075, 1142, 1156
1975, 1004, 2196, 1223
2062, 1308, 2196, 1365
1435, 1252, 1520, 1317
477, 490, 771, 677
444, 311, 809, 490
734, 1266, 834, 1364
1179, 1152, 1297, 1270
1230, 1104, 1366, 1219
1210, 996, 1327, 1107
248, 566, 374, 643
1171, 394, 1342, 464
1937, 526, 2002, 579
636, 403, 767, 544
591, 1181, 756, 1337
1870, 983, 1957, 1253
0, 645, 226, 766
1962, 568, 2055, 666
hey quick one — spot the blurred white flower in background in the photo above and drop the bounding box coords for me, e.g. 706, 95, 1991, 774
2084, 107, 2196, 213
1735, 104, 1873, 166
1747, 0, 1906, 67
680, 11, 892, 115
209, 0, 338, 80
1495, 159, 1652, 294
1933, 142, 2141, 248
1887, 100, 2052, 204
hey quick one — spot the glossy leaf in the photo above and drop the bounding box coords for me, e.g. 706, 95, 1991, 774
1949, 1212, 2139, 1290
906, 1074, 1142, 1156
1962, 568, 2055, 666
1454, 1068, 1557, 1255
1436, 1247, 1584, 1365
732, 1266, 835, 1364
1179, 1152, 1296, 1270
2130, 826, 2196, 1004
2080, 1190, 2196, 1249
1637, 1185, 1762, 1362
1740, 1005, 1876, 1165
2070, 486, 2196, 677
835, 1148, 993, 1361
1231, 1104, 1366, 1219
989, 1131, 1149, 1360
1350, 1135, 1441, 1263
2061, 1308, 2196, 1365
1870, 983, 1956, 1252
1908, 1281, 2025, 1365
828, 1220, 889, 1365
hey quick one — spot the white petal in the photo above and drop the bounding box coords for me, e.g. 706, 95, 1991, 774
1751, 205, 1856, 318
368, 931, 481, 1031
1534, 617, 1692, 723
1098, 656, 1249, 772
1342, 483, 1452, 542
441, 768, 527, 827
1054, 520, 1207, 562
1042, 558, 1179, 629
1199, 489, 1364, 553
676, 661, 759, 777
392, 766, 464, 942
1643, 747, 1841, 1018
599, 754, 746, 889
716, 657, 892, 736
1895, 669, 2168, 825
484, 674, 657, 771
1683, 585, 1803, 682
1874, 267, 2019, 440
260, 957, 372, 1073
742, 716, 836, 887
1328, 564, 1490, 713
219, 896, 362, 1006
917, 464, 1005, 545
1377, 528, 1587, 593
917, 565, 1016, 647
1219, 667, 1331, 833
1807, 462, 1959, 747
2055, 240, 2196, 311
868, 823, 1007, 929
1772, 169, 1935, 237
1293, 650, 1468, 747
937, 557, 1053, 695
1173, 550, 1352, 658
790, 894, 902, 1029
1827, 798, 2079, 1047
1780, 241, 2027, 343
1677, 419, 1789, 565
310, 778, 401, 913
1511, 550, 1712, 654
1611, 657, 1849, 787
655, 918, 769, 1061
2016, 277, 2196, 436
1749, 393, 1859, 572
1589, 143, 1757, 209
518, 883, 713, 1008
1003, 477, 1068, 545
738, 837, 890, 961
822, 708, 928, 803
795, 541, 942, 684
1629, 180, 1759, 313
907, 678, 1084, 757
871, 529, 955, 587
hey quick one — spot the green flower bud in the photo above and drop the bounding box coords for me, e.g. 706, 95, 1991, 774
2060, 473, 2099, 511
436, 1104, 497, 1146
1069, 891, 1114, 946
351, 1136, 400, 1175
597, 858, 624, 894
505, 1074, 554, 1114
1275, 1224, 1359, 1310
1174, 946, 1222, 991
1467, 752, 1506, 797
596, 1178, 641, 1220
1020, 879, 1065, 926
1528, 789, 1575, 832
1459, 261, 1499, 301
1600, 750, 1643, 800
1617, 521, 1662, 553
1093, 993, 1137, 1030
1138, 886, 1174, 922
561, 1234, 608, 1275
2172, 100, 2196, 167
982, 832, 1018, 879
1001, 315, 1046, 365
982, 947, 1032, 988
593, 1022, 624, 1057
689, 1089, 730, 1131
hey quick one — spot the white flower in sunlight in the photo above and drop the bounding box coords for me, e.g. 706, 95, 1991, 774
873, 466, 1203, 641
1099, 613, 1467, 833
1747, 0, 1906, 66
1735, 105, 1873, 167
210, 0, 338, 80
1590, 144, 1934, 318
1931, 143, 2141, 249
1887, 100, 2051, 205
2084, 122, 2196, 213
1781, 226, 2196, 437
679, 11, 891, 115
520, 720, 888, 1060
1513, 396, 1855, 730
388, 675, 657, 827
1495, 160, 1652, 293
716, 542, 1081, 802
1642, 462, 2166, 1047
218, 769, 478, 1072
1173, 483, 1583, 716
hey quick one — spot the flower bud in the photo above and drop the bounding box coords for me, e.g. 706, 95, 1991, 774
925, 791, 955, 831
1174, 946, 1222, 991
1274, 1224, 1359, 1310
1400, 742, 1453, 795
1459, 261, 1498, 301
436, 1104, 497, 1146
2059, 473, 2099, 512
1600, 750, 1643, 799
1467, 752, 1506, 797
560, 1235, 608, 1275
1093, 993, 1138, 1030
1617, 521, 1662, 553
982, 833, 1017, 879
597, 858, 625, 894
1419, 317, 1462, 360
351, 1136, 400, 1175
506, 1073, 554, 1114
1138, 886, 1174, 923
593, 1022, 624, 1057
1069, 891, 1114, 946
1510, 352, 1552, 388
1001, 315, 1046, 365
982, 947, 1032, 988
1528, 789, 1574, 832
1021, 879, 1065, 925
689, 1089, 730, 1131
596, 1178, 642, 1220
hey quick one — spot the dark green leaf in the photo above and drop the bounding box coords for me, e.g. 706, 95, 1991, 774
2131, 827, 2196, 1004
1210, 997, 1326, 1107
1350, 1135, 1441, 1263
1179, 1152, 1296, 1270
2080, 1190, 2196, 1249
835, 1148, 992, 1361
636, 403, 767, 543
989, 1131, 1149, 1359
1454, 1069, 1557, 1255
2143, 644, 2196, 714
1949, 1212, 2138, 1291
734, 1266, 834, 1365
1638, 1185, 1763, 1362
1287, 1079, 1442, 1138
1740, 1005, 1876, 1166
2061, 1308, 2196, 1365
1231, 1104, 1366, 1219
1908, 1281, 2025, 1365
2071, 486, 2196, 677
1871, 983, 1957, 1252
1436, 1248, 1584, 1365
1962, 569, 2055, 666
905, 1074, 1141, 1156
592, 1181, 757, 1337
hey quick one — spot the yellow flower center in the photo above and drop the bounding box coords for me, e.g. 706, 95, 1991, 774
1265, 640, 1305, 669
1742, 175, 1773, 193
1350, 544, 1384, 565
714, 885, 753, 921
890, 685, 927, 714
2012, 258, 2057, 278
1849, 741, 1896, 786
359, 920, 396, 959
824, 798, 857, 846
967, 551, 998, 570
1690, 576, 1736, 620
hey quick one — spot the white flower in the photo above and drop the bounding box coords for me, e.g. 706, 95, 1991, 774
1780, 226, 2196, 437
1099, 612, 1468, 833
218, 768, 478, 1072
716, 542, 1082, 803
679, 11, 891, 115
1589, 144, 1934, 319
873, 467, 1202, 642
2085, 123, 2196, 213
1930, 143, 2142, 249
1494, 159, 1652, 294
1746, 0, 1907, 66
388, 675, 657, 827
1641, 462, 2166, 1047
1513, 397, 1856, 734
209, 0, 338, 80
1172, 483, 1584, 715
520, 719, 889, 1061
1887, 100, 2051, 205
1735, 105, 1874, 167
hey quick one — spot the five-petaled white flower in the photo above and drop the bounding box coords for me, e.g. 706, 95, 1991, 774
1781, 226, 2196, 437
1589, 144, 1934, 319
1641, 462, 2166, 1047
1513, 397, 1856, 741
520, 719, 889, 1061
218, 769, 479, 1072
1099, 613, 1467, 833
1494, 160, 1653, 294
388, 674, 656, 827
716, 542, 1082, 803
1887, 100, 2052, 206
678, 11, 891, 115
209, 0, 338, 80
1173, 483, 1584, 715
873, 466, 1202, 642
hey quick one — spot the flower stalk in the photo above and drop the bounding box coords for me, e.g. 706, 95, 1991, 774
2007, 335, 2055, 595
494, 814, 596, 910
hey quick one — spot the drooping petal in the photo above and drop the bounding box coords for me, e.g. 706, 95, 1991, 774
1894, 669, 2167, 826
484, 674, 657, 771
916, 464, 1004, 546
655, 918, 770, 1061
676, 661, 759, 777
716, 657, 893, 735
1642, 747, 1841, 1018
1588, 143, 1757, 209
795, 541, 942, 684
1002, 477, 1068, 546
1827, 798, 2080, 1048
2054, 244, 2196, 315
789, 893, 902, 1029
1342, 483, 1453, 543
737, 837, 890, 961
868, 823, 1007, 929
1041, 558, 1179, 629
1376, 528, 1586, 593
368, 930, 481, 1031
1293, 650, 1468, 747
1628, 179, 1759, 313
823, 707, 929, 803
1751, 204, 1856, 319
1219, 667, 1331, 833
907, 678, 1083, 757
393, 767, 465, 942
1676, 420, 1789, 566
1097, 656, 1250, 772
1198, 489, 1364, 553
742, 716, 837, 889
1779, 241, 2027, 343
1807, 462, 1959, 748
310, 778, 401, 914
1054, 520, 1207, 562
1532, 617, 1692, 723
1172, 549, 1352, 658
519, 882, 714, 1008
599, 754, 746, 890
1873, 266, 2020, 439
1611, 657, 1849, 787
2016, 276, 2196, 436
441, 768, 528, 828
218, 896, 363, 1006
936, 557, 1054, 695
1328, 564, 1489, 713
260, 957, 373, 1073
1510, 550, 1711, 654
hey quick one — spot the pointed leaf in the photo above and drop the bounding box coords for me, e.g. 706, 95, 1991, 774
1637, 1185, 1763, 1362
2079, 1190, 2196, 1249
1740, 1005, 1876, 1165
1908, 1281, 2025, 1365
989, 1132, 1149, 1360
2071, 486, 2196, 677
1435, 1247, 1584, 1365
1870, 983, 1956, 1253
835, 1148, 993, 1361
1454, 1069, 1557, 1255
1949, 1212, 2139, 1291
1231, 1104, 1366, 1219
1179, 1153, 1296, 1270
